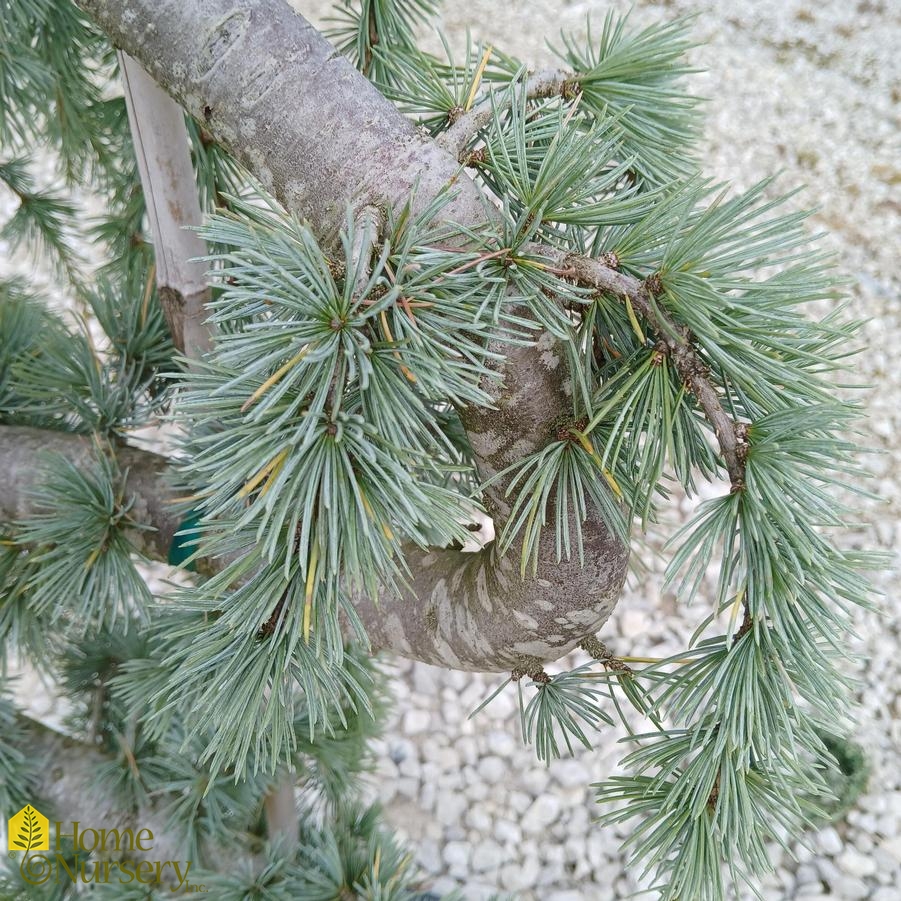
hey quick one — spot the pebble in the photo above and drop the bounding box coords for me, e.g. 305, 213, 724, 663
417, 839, 442, 873
880, 836, 901, 863
476, 755, 506, 784
499, 857, 540, 892
455, 737, 478, 765
838, 847, 877, 878
815, 825, 844, 856
395, 777, 419, 800
442, 840, 472, 879
412, 663, 441, 696
435, 791, 467, 826
509, 791, 531, 815
471, 839, 505, 872
397, 755, 421, 779
521, 766, 551, 795
495, 819, 522, 846
552, 759, 591, 789
522, 794, 562, 833
832, 876, 870, 899
402, 709, 431, 735
485, 730, 518, 757
617, 608, 650, 639
871, 888, 901, 901
423, 746, 459, 770
465, 806, 492, 832
429, 876, 459, 897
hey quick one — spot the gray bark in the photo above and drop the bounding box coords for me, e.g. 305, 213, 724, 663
78, 0, 488, 246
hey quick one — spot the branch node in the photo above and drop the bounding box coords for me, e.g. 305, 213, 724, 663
512, 655, 546, 682
644, 272, 664, 297
600, 250, 619, 271
460, 146, 487, 167
561, 78, 582, 102
706, 773, 721, 813
580, 635, 633, 675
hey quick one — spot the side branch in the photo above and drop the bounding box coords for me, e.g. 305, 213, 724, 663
437, 68, 573, 159
528, 245, 749, 490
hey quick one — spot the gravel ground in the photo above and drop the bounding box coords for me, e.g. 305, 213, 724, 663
4, 0, 900, 899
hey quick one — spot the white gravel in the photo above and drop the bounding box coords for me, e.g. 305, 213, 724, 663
3, 0, 900, 898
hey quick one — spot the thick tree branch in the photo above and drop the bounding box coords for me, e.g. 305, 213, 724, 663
69, 0, 630, 668
119, 52, 212, 358
0, 425, 625, 672
76, 0, 489, 246
356, 517, 626, 672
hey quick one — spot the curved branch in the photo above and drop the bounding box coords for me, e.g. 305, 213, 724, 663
525, 245, 749, 490
361, 520, 627, 672
0, 425, 625, 672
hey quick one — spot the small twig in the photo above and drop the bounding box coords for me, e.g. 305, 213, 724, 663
580, 635, 633, 675
88, 681, 106, 744
536, 244, 753, 640
707, 772, 721, 812
527, 244, 749, 491
361, 2, 379, 77
732, 604, 754, 645
437, 67, 574, 159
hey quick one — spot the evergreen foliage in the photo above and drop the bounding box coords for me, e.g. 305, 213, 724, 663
0, 0, 876, 899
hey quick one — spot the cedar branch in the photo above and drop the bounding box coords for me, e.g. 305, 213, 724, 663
437, 67, 574, 158
525, 245, 749, 491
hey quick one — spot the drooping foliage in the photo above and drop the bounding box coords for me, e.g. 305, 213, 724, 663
0, 1, 874, 899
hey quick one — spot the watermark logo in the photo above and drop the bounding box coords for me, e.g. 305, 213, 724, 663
6, 804, 204, 892
8, 805, 49, 852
